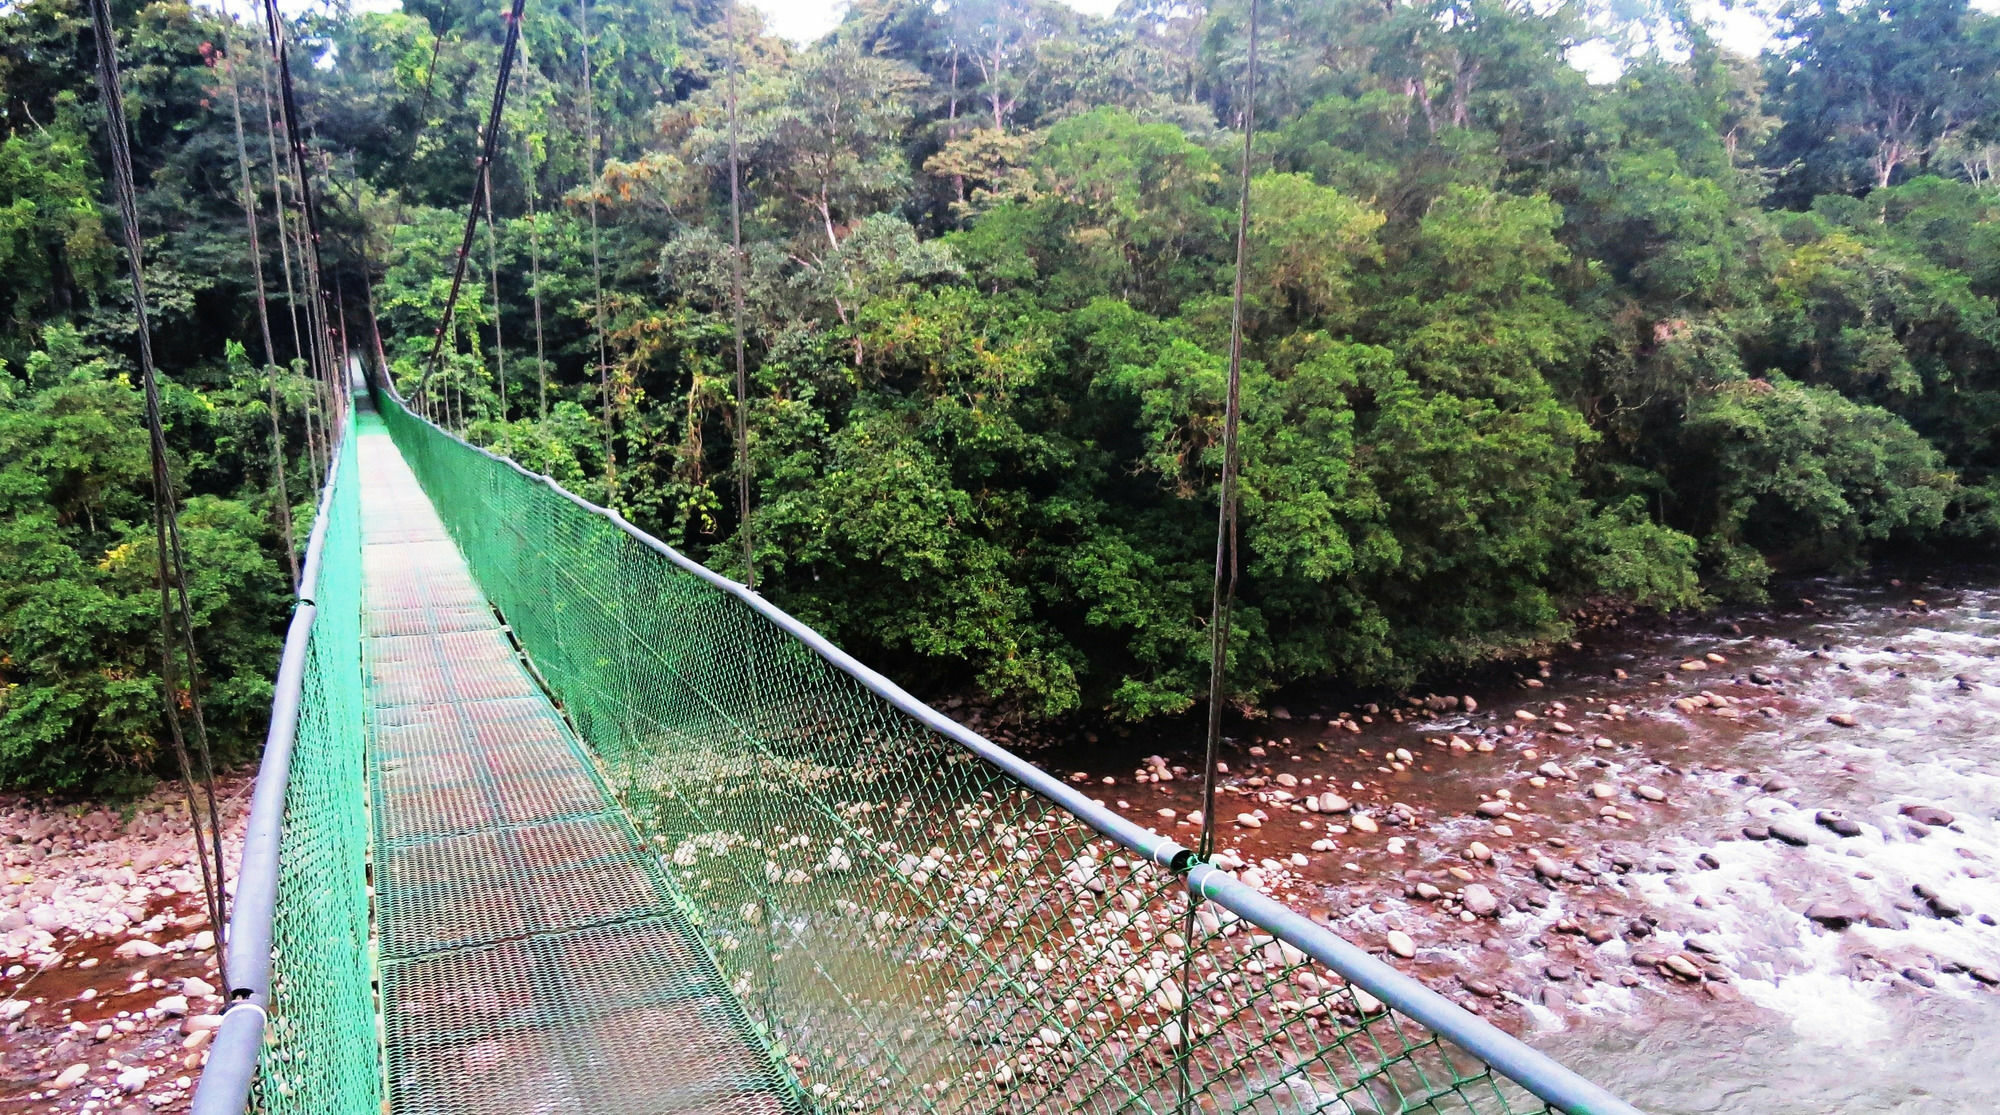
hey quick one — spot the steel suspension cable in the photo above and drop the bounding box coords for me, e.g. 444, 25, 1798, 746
87, 0, 232, 991
525, 132, 548, 419
724, 0, 754, 589
1179, 3, 1258, 1108
1196, 0, 1259, 866
483, 166, 506, 421
219, 2, 298, 587
579, 0, 614, 499
252, 35, 316, 472
257, 0, 339, 478
410, 0, 530, 413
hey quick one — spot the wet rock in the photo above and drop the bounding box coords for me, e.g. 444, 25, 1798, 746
1900, 803, 1955, 827
1544, 962, 1573, 982
1635, 785, 1666, 802
1815, 810, 1863, 837
1234, 813, 1262, 829
1759, 775, 1794, 793
1914, 883, 1965, 919
1804, 899, 1869, 930
1533, 855, 1564, 881
1317, 792, 1350, 814
1742, 823, 1770, 841
1462, 976, 1502, 998
1904, 968, 1938, 988
1768, 817, 1817, 847
1350, 814, 1378, 834
51, 1063, 89, 1090
1386, 931, 1415, 959
1475, 800, 1509, 818
1460, 884, 1499, 917
1662, 954, 1703, 981
1827, 712, 1858, 728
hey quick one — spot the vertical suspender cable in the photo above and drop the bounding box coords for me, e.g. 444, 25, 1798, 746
219, 1, 298, 587
410, 0, 530, 416
258, 0, 337, 478
1196, 0, 1259, 866
525, 137, 548, 419
579, 0, 615, 500
87, 0, 232, 992
724, 0, 754, 589
1179, 3, 1257, 1109
253, 34, 316, 470
484, 166, 507, 421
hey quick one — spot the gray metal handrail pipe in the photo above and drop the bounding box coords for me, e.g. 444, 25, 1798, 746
188, 404, 349, 1115
376, 380, 1647, 1115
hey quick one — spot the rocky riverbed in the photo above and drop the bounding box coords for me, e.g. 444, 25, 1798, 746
0, 777, 248, 1113
1047, 570, 2000, 1112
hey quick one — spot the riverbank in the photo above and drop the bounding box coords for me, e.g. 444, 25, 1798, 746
1050, 569, 2000, 1112
0, 777, 248, 1112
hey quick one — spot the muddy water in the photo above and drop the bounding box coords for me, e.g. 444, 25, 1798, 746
1055, 570, 2000, 1114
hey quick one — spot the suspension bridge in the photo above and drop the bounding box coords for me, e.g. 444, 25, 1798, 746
68, 0, 1647, 1107
170, 366, 1642, 1115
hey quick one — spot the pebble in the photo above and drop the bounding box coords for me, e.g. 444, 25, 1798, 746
1386, 931, 1415, 959
1350, 815, 1378, 834
45, 1065, 92, 1095
1635, 785, 1666, 802
1234, 813, 1261, 829
1827, 712, 1858, 727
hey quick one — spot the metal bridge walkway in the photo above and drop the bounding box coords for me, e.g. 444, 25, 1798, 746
354, 409, 789, 1115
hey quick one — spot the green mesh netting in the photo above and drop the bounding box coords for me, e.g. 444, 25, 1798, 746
373, 386, 1561, 1115
259, 416, 384, 1114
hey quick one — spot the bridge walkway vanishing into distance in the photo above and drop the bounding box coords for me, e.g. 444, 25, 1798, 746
184, 373, 1647, 1115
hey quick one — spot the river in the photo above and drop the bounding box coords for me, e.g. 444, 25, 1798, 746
1047, 568, 2000, 1113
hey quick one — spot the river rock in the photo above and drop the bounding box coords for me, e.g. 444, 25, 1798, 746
1317, 792, 1349, 813
51, 1063, 89, 1090
1350, 814, 1378, 834
1900, 803, 1955, 827
1662, 954, 1703, 981
1475, 800, 1509, 818
1768, 817, 1817, 846
1533, 855, 1564, 881
1804, 899, 1869, 929
1386, 931, 1415, 959
113, 938, 165, 959
1234, 813, 1261, 829
1635, 785, 1666, 802
1815, 809, 1863, 837
1827, 712, 1858, 727
1915, 883, 1965, 919
1460, 884, 1499, 917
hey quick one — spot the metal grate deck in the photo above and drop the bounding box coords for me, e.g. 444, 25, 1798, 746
355, 415, 796, 1115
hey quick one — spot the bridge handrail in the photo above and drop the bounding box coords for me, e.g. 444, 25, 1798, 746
371, 378, 1644, 1115
189, 396, 353, 1115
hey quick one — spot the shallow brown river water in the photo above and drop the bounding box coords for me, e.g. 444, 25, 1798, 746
1046, 568, 2000, 1114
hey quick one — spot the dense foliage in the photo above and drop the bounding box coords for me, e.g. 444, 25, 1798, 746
6, 0, 2000, 791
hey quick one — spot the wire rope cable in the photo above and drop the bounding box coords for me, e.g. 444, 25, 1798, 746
87, 0, 234, 991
